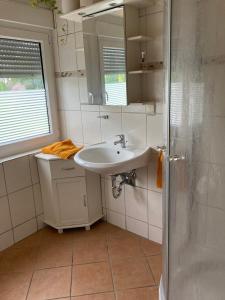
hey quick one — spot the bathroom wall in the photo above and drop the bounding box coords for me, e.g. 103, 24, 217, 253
0, 155, 45, 251
54, 0, 165, 243
0, 1, 52, 252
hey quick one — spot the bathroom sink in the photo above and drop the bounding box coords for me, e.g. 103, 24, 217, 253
74, 142, 152, 175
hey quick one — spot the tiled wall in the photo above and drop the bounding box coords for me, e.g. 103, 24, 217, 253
54, 0, 165, 243
0, 155, 44, 251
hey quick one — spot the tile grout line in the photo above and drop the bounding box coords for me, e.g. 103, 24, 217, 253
2, 163, 15, 244
25, 271, 35, 300
106, 234, 117, 299
145, 256, 157, 286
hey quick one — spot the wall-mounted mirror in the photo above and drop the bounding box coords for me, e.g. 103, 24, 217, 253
83, 7, 127, 106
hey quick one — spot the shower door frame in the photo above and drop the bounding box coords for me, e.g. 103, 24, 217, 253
160, 0, 172, 299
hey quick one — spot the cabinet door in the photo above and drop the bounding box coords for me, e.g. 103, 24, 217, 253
55, 177, 88, 226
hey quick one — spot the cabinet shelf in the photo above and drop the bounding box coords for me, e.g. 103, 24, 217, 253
127, 35, 152, 42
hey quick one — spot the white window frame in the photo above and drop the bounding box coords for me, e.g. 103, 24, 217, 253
0, 26, 59, 159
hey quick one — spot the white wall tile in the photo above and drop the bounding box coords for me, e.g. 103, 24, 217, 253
81, 111, 101, 144
101, 178, 106, 208
78, 77, 89, 103
4, 157, 32, 193
0, 230, 14, 251
58, 34, 77, 72
149, 225, 162, 244
148, 190, 162, 228
122, 113, 147, 146
126, 216, 148, 238
125, 185, 148, 222
208, 164, 225, 210
0, 164, 6, 197
147, 114, 164, 147
52, 30, 60, 72
75, 32, 84, 49
29, 155, 39, 185
76, 50, 86, 70
105, 179, 125, 214
100, 112, 122, 142
135, 167, 148, 189
81, 104, 100, 112
75, 22, 83, 33
0, 196, 12, 234
206, 207, 225, 249
58, 110, 68, 139
210, 117, 225, 164
107, 209, 126, 229
33, 184, 43, 216
65, 110, 83, 144
56, 15, 75, 36
9, 187, 36, 227
13, 218, 37, 243
57, 77, 80, 110
37, 215, 46, 230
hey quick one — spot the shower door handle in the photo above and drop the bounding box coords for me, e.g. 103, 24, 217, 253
168, 154, 185, 162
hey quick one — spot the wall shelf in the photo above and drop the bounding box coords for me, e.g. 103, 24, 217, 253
127, 35, 152, 42
76, 48, 84, 52
128, 70, 152, 74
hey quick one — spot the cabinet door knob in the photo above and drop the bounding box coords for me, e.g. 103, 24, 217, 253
62, 167, 75, 171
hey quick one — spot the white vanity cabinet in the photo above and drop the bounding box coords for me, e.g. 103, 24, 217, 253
35, 153, 103, 232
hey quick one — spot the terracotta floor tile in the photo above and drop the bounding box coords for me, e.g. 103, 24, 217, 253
0, 272, 32, 300
71, 262, 113, 296
108, 237, 143, 260
116, 286, 159, 300
111, 257, 155, 290
35, 241, 72, 269
107, 227, 140, 242
27, 266, 71, 300
71, 292, 115, 300
0, 246, 38, 273
73, 239, 108, 264
40, 226, 74, 246
147, 255, 162, 285
140, 239, 161, 256
13, 231, 42, 249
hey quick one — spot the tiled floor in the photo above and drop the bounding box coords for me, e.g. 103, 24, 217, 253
0, 221, 162, 300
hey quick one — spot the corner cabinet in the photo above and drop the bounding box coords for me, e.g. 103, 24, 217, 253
35, 153, 103, 233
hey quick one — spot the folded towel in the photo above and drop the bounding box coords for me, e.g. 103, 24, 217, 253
156, 150, 163, 188
41, 139, 83, 160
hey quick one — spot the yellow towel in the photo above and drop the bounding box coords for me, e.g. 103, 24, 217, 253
41, 139, 83, 160
156, 150, 163, 188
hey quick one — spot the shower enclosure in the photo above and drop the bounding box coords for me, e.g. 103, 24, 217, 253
161, 0, 225, 299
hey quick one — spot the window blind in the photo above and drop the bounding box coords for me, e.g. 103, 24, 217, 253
102, 46, 127, 105
0, 38, 50, 146
103, 47, 126, 74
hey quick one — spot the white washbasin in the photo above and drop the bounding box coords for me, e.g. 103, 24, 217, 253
74, 142, 152, 175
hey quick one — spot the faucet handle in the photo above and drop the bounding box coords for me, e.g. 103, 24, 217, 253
115, 134, 125, 139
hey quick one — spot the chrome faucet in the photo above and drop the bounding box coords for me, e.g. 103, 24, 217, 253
114, 134, 126, 148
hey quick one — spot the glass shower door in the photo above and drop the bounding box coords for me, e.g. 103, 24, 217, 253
165, 0, 225, 299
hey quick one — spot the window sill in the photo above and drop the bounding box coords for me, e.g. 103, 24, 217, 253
0, 148, 41, 164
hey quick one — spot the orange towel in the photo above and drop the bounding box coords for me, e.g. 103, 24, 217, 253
156, 150, 163, 188
41, 139, 83, 160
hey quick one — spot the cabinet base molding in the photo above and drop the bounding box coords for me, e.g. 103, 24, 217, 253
43, 214, 104, 232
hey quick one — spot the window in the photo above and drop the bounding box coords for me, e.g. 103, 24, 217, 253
0, 38, 50, 145
0, 27, 58, 158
